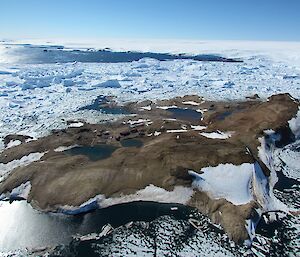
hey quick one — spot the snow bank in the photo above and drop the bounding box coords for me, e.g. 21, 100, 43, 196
189, 163, 254, 205
101, 185, 194, 208
58, 185, 194, 214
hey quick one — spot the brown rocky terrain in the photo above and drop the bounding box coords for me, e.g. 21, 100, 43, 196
0, 93, 298, 243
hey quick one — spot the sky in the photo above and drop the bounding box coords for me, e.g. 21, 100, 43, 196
1, 0, 300, 41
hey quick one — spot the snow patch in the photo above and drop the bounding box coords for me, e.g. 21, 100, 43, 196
200, 131, 233, 139
68, 122, 84, 128
140, 105, 152, 111
157, 105, 177, 110
127, 119, 152, 127
167, 129, 188, 133
191, 125, 207, 131
6, 140, 21, 149
189, 163, 254, 205
154, 131, 161, 136
182, 101, 200, 106
54, 145, 78, 152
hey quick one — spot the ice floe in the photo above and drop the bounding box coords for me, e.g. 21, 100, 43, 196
95, 79, 121, 88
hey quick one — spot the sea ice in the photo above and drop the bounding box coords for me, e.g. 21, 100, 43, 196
1, 41, 300, 151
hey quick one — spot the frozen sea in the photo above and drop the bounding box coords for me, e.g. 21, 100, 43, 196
0, 40, 300, 148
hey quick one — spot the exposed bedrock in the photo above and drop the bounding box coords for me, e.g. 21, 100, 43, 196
0, 93, 298, 243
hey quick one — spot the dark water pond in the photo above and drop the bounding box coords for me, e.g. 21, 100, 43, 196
0, 200, 191, 251
167, 107, 202, 122
64, 144, 118, 161
79, 95, 131, 115
120, 138, 143, 148
2, 43, 242, 64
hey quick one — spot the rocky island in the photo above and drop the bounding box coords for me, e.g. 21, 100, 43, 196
1, 92, 299, 246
